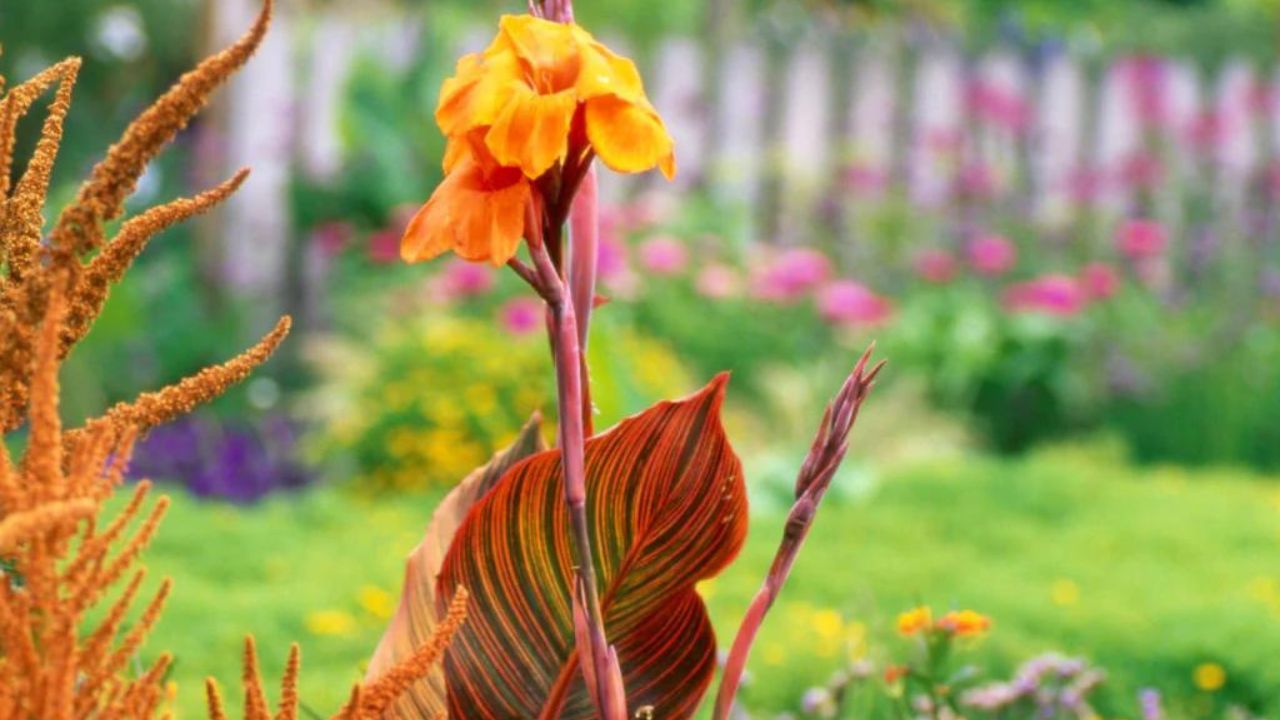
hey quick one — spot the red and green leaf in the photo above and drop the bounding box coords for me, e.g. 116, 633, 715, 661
437, 374, 748, 719
366, 414, 547, 718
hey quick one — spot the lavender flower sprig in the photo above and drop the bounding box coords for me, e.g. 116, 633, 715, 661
712, 346, 884, 720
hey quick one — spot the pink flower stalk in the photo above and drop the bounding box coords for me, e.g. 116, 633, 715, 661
750, 248, 834, 302
499, 297, 543, 336
1080, 262, 1120, 301
817, 280, 893, 327
696, 263, 742, 300
914, 248, 958, 284
1116, 218, 1168, 260
1003, 274, 1087, 316
637, 234, 688, 276
966, 234, 1016, 276
1120, 55, 1170, 128
440, 259, 495, 298
968, 80, 1030, 134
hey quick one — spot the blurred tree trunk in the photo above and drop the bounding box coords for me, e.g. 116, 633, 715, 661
756, 32, 789, 244
697, 0, 732, 192
823, 26, 858, 265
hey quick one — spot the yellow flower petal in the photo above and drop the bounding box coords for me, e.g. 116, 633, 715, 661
485, 86, 577, 179
491, 14, 582, 91
573, 28, 645, 103
584, 95, 676, 179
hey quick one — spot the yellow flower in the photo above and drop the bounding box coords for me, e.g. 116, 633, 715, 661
1193, 662, 1226, 692
896, 606, 933, 636
358, 585, 395, 620
305, 609, 357, 637
1051, 578, 1080, 606
936, 609, 991, 637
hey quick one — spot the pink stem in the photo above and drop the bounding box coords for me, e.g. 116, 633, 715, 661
567, 165, 599, 435
711, 346, 884, 720
527, 235, 624, 720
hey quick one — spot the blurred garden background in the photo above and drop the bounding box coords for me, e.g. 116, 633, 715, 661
4, 0, 1280, 717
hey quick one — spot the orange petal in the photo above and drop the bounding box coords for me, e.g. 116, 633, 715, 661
485, 87, 577, 179
401, 160, 531, 266
435, 51, 522, 136
491, 14, 582, 87
573, 29, 644, 103
584, 96, 676, 179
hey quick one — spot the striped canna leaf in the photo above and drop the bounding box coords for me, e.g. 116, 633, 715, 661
437, 374, 748, 719
366, 414, 547, 718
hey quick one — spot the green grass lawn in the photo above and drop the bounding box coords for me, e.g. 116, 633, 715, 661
127, 442, 1280, 718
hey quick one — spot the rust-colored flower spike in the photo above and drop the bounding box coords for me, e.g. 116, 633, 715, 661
0, 2, 295, 718
206, 588, 470, 720
0, 0, 274, 434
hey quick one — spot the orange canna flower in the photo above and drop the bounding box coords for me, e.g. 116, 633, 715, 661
896, 606, 933, 636
402, 13, 676, 266
435, 14, 675, 180
936, 609, 991, 637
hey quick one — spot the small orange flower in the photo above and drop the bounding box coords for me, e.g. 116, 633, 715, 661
936, 609, 991, 637
883, 664, 909, 684
896, 606, 933, 636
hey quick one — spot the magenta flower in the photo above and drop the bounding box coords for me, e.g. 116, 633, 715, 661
637, 235, 688, 276
817, 280, 893, 327
842, 161, 887, 196
1116, 219, 1167, 260
1119, 55, 1169, 128
914, 249, 959, 284
1080, 262, 1120, 300
967, 234, 1016, 276
596, 233, 630, 282
695, 263, 742, 300
1117, 151, 1164, 191
312, 220, 354, 258
957, 162, 998, 199
499, 297, 543, 336
1003, 274, 1087, 316
441, 259, 495, 298
750, 248, 833, 302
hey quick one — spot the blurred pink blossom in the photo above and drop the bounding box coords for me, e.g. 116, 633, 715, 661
441, 259, 495, 297
695, 263, 742, 300
966, 234, 1016, 276
842, 162, 887, 196
956, 162, 998, 199
596, 234, 629, 282
751, 248, 833, 302
499, 297, 543, 336
1003, 274, 1087, 316
1116, 218, 1167, 260
367, 228, 400, 264
1065, 166, 1105, 205
638, 235, 688, 275
1186, 110, 1230, 152
1117, 151, 1164, 190
1119, 55, 1170, 128
914, 249, 958, 284
817, 280, 893, 327
1080, 262, 1120, 300
312, 221, 353, 258
968, 80, 1030, 134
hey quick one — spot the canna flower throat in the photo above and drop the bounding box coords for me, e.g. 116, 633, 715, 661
402, 13, 676, 266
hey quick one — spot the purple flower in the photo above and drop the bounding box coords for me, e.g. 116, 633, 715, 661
913, 249, 959, 284
500, 297, 543, 336
751, 248, 833, 302
637, 235, 688, 276
1003, 275, 1087, 316
1139, 688, 1165, 720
